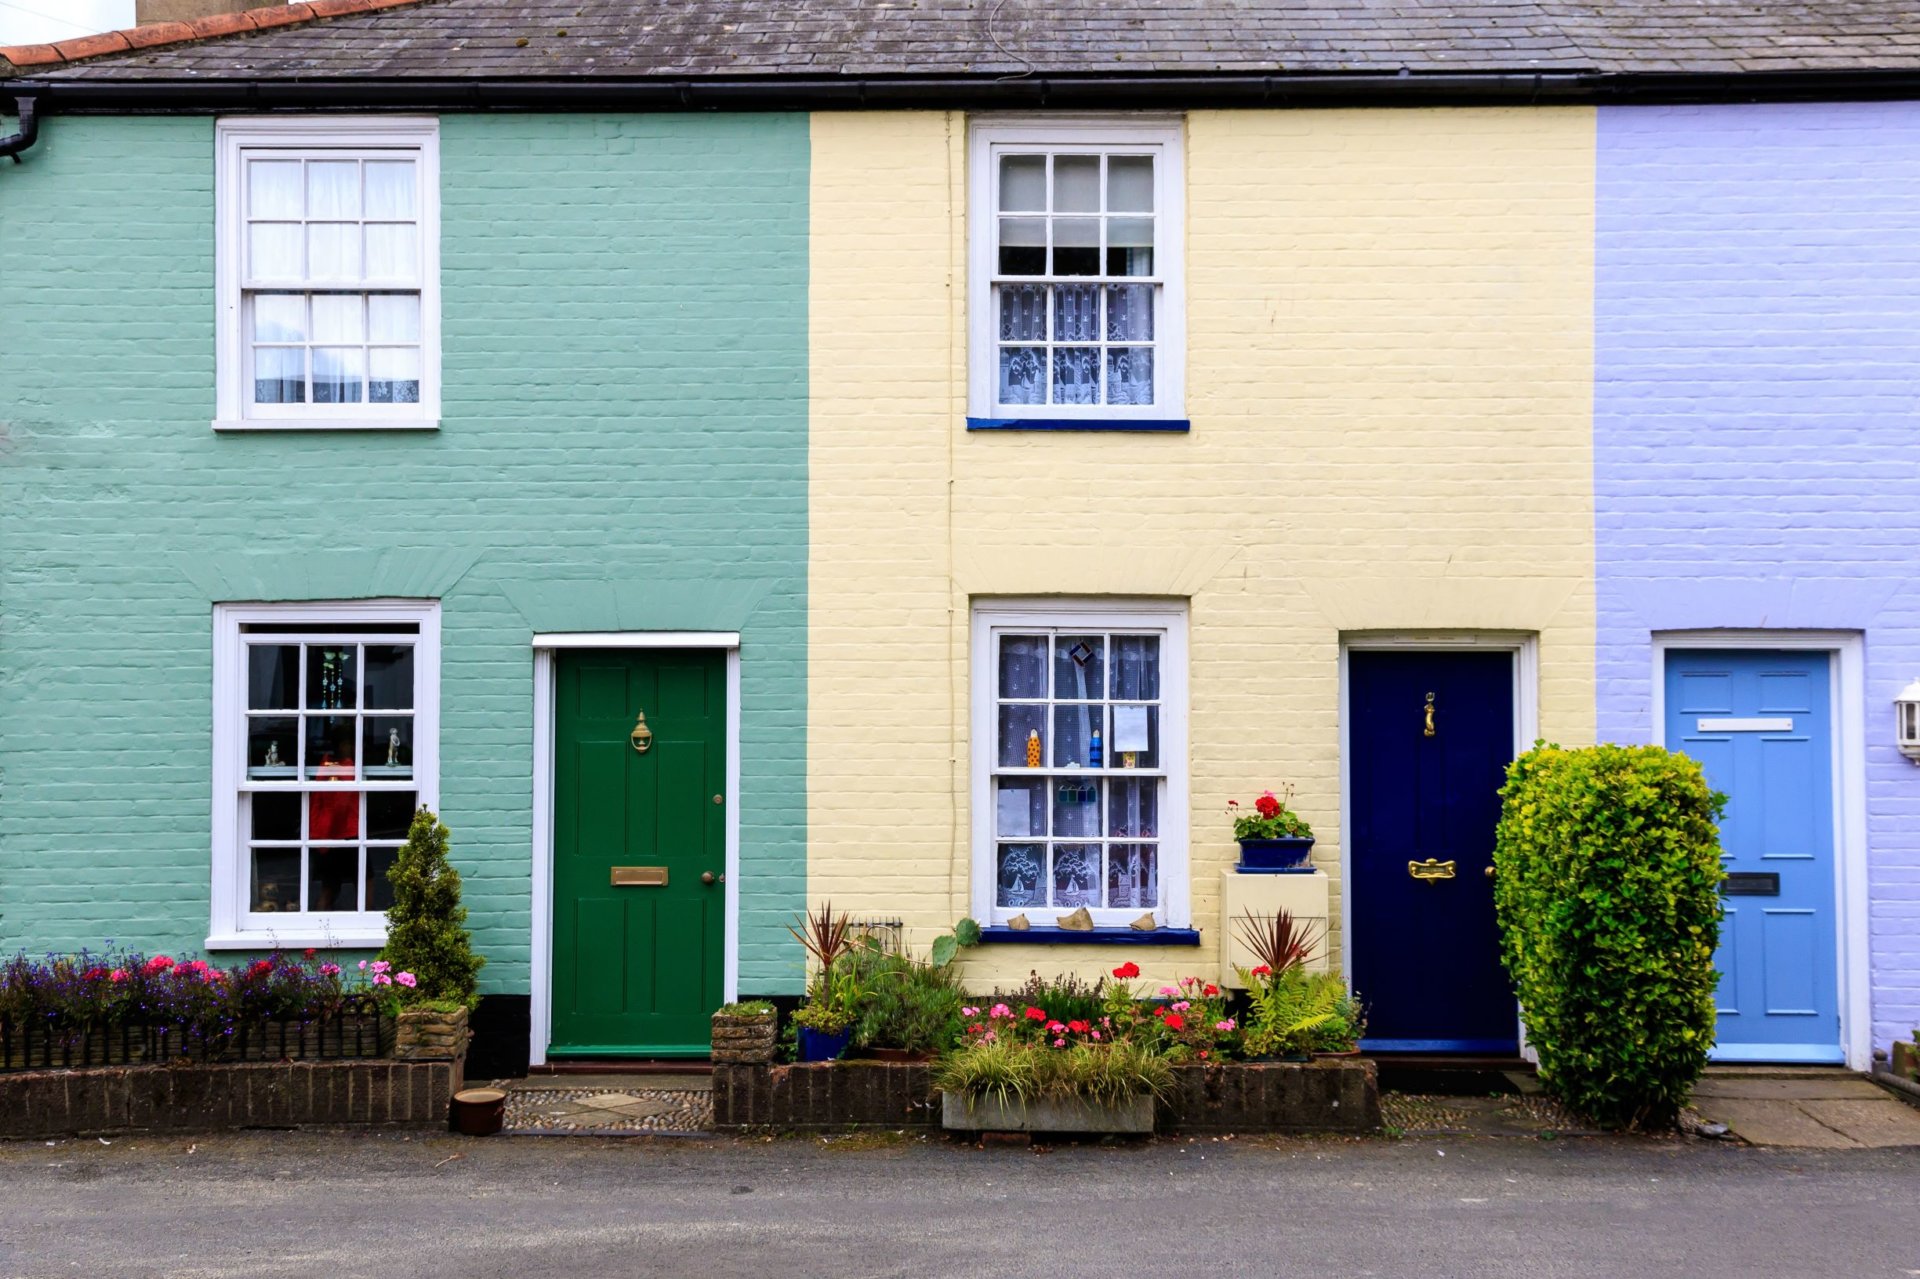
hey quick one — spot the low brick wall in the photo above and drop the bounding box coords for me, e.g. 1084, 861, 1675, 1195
714, 1058, 1380, 1134
713, 1061, 938, 1130
0, 1057, 462, 1139
1159, 1059, 1381, 1133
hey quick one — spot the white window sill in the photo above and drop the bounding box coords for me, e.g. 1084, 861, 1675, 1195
206, 930, 387, 951
212, 419, 440, 433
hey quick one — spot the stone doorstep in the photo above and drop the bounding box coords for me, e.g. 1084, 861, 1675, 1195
505, 1074, 712, 1093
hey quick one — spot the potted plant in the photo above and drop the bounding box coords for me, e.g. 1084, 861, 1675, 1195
936, 1002, 1172, 1134
1229, 787, 1315, 872
378, 808, 483, 1060
792, 998, 856, 1062
1233, 908, 1343, 1061
788, 903, 857, 1062
710, 1000, 778, 1064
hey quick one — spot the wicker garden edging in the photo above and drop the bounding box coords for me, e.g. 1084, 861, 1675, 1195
712, 1058, 1379, 1134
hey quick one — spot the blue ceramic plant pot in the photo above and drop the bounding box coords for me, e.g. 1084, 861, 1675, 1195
797, 1026, 852, 1062
1236, 836, 1316, 873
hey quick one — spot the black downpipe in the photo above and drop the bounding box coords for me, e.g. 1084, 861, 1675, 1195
0, 94, 38, 162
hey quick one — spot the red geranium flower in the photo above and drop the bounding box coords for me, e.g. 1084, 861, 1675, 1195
1255, 793, 1281, 818
1023, 1006, 1047, 1022
1250, 965, 1272, 978
1067, 1020, 1090, 1034
1163, 1013, 1186, 1031
1112, 961, 1141, 979
1202, 984, 1219, 997
303, 948, 317, 960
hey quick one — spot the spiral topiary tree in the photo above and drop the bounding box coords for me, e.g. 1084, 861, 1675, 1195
379, 808, 484, 1007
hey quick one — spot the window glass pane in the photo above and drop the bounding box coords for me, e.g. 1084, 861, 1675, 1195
304, 716, 358, 783
1051, 348, 1098, 404
365, 223, 418, 281
994, 778, 1046, 839
998, 284, 1046, 342
366, 846, 401, 911
1110, 635, 1161, 699
363, 159, 416, 219
307, 787, 359, 841
252, 293, 307, 343
998, 704, 1047, 769
1106, 217, 1154, 277
368, 294, 420, 343
362, 645, 414, 709
248, 645, 299, 710
1107, 156, 1154, 212
998, 347, 1045, 405
253, 347, 306, 404
364, 717, 413, 778
307, 223, 362, 282
250, 223, 303, 280
311, 294, 365, 344
308, 846, 360, 912
313, 347, 366, 404
368, 349, 421, 405
1052, 705, 1101, 769
307, 646, 357, 710
307, 160, 360, 220
1053, 284, 1098, 343
251, 848, 301, 913
1107, 843, 1158, 908
250, 791, 300, 841
1106, 348, 1154, 406
1052, 218, 1099, 276
1054, 156, 1100, 213
367, 791, 417, 841
1105, 284, 1153, 342
998, 635, 1047, 698
999, 155, 1045, 212
247, 159, 303, 219
1052, 779, 1100, 838
1053, 635, 1105, 699
1107, 778, 1158, 837
1051, 844, 1101, 907
996, 843, 1046, 908
997, 217, 1046, 275
247, 716, 298, 779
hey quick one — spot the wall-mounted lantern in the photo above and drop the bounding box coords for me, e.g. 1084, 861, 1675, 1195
1898, 679, 1920, 763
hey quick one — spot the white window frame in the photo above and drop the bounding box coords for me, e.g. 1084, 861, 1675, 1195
208, 599, 441, 949
969, 599, 1190, 930
214, 116, 442, 432
967, 117, 1186, 423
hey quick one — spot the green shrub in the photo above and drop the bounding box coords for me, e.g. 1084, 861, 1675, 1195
378, 809, 484, 1007
839, 944, 967, 1054
935, 1038, 1172, 1106
1494, 743, 1725, 1130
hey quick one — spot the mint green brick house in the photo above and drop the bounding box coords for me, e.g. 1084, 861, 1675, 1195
0, 98, 810, 1069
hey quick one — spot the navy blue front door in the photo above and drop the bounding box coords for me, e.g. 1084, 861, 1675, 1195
1350, 650, 1518, 1054
1664, 650, 1841, 1063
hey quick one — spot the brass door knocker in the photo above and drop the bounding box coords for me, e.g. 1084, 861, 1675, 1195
629, 710, 654, 754
1423, 692, 1436, 737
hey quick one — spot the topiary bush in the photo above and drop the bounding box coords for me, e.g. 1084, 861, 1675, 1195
379, 808, 484, 1008
1494, 743, 1725, 1130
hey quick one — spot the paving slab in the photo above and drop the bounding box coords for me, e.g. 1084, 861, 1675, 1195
1799, 1099, 1920, 1148
1695, 1099, 1860, 1149
1693, 1077, 1884, 1101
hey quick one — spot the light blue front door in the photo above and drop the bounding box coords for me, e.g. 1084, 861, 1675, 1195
1664, 650, 1841, 1063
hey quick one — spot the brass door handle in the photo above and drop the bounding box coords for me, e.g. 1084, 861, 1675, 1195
1408, 858, 1456, 881
701, 871, 724, 886
1485, 865, 1496, 880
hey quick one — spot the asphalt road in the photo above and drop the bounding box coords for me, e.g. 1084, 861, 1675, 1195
0, 1130, 1915, 1279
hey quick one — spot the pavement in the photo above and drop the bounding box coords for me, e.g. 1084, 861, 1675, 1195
1687, 1068, 1920, 1150
2, 1127, 1918, 1278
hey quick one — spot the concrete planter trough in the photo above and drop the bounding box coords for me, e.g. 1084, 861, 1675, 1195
942, 1090, 1155, 1134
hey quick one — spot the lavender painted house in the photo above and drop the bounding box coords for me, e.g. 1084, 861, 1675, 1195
1597, 102, 1920, 1068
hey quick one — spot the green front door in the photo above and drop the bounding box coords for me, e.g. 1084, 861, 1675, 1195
551, 649, 727, 1056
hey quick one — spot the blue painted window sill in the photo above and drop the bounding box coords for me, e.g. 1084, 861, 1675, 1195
977, 926, 1201, 947
966, 417, 1191, 433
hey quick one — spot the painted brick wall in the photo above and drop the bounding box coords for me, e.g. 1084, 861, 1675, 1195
1596, 102, 1920, 1053
0, 114, 809, 994
809, 109, 1596, 989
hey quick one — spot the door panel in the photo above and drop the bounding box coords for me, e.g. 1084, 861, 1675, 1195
1663, 649, 1840, 1063
551, 649, 726, 1055
1349, 649, 1518, 1054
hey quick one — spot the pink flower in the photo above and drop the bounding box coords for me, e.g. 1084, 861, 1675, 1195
982, 1030, 998, 1043
373, 973, 392, 986
358, 960, 367, 971
1052, 1038, 1066, 1048
370, 960, 391, 975
1091, 1030, 1102, 1041
1046, 1021, 1065, 1034
1172, 1000, 1191, 1012
1158, 985, 1179, 997
1215, 1019, 1237, 1032
961, 1006, 980, 1018
989, 1003, 1011, 1019
109, 969, 127, 983
396, 972, 417, 989
319, 963, 341, 977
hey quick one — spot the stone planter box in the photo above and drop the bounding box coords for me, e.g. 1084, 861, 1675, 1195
0, 1057, 462, 1139
710, 1011, 777, 1064
712, 1061, 936, 1130
1893, 1039, 1918, 1082
1158, 1059, 1381, 1134
394, 1006, 469, 1061
942, 1090, 1155, 1134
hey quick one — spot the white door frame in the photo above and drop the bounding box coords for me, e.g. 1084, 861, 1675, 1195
1650, 630, 1869, 1072
528, 632, 742, 1068
1338, 632, 1540, 1052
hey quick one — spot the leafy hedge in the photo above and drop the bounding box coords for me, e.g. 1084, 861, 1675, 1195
1493, 743, 1725, 1130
